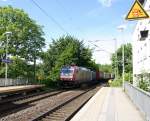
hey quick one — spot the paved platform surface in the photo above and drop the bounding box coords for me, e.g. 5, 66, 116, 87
71, 87, 145, 121
0, 85, 44, 94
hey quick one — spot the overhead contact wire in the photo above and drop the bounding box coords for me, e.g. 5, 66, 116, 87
31, 0, 70, 35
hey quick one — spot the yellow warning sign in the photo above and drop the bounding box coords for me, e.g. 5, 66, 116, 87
126, 0, 149, 20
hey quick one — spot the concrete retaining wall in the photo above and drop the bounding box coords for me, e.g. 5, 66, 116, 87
125, 82, 150, 121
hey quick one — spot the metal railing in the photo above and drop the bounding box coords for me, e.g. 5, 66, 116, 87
124, 82, 150, 121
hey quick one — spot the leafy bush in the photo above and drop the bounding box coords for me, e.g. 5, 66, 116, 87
138, 71, 150, 92
40, 79, 59, 88
109, 77, 122, 87
124, 73, 133, 84
138, 80, 150, 92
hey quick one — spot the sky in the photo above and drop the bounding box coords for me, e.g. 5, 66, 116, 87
0, 0, 137, 64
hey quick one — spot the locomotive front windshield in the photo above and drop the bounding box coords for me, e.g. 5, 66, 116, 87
60, 68, 74, 76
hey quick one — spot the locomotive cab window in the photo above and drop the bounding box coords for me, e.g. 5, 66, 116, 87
60, 69, 74, 75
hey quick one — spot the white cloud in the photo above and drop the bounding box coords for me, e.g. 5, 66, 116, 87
98, 0, 113, 7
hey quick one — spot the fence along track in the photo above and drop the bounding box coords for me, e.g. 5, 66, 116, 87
0, 78, 30, 86
33, 86, 101, 121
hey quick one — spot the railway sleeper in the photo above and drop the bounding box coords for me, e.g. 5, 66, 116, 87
47, 115, 66, 119
57, 107, 75, 113
45, 116, 64, 120
42, 118, 61, 121
62, 107, 77, 111
51, 112, 67, 116
55, 110, 73, 114
35, 88, 99, 121
54, 111, 69, 114
49, 113, 66, 117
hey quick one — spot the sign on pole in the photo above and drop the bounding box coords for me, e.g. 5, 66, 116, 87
126, 0, 149, 20
1, 59, 13, 63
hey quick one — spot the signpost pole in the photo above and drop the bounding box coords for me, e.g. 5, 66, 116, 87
5, 34, 8, 86
4, 32, 12, 86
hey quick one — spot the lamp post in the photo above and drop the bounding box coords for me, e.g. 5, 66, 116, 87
4, 31, 12, 86
113, 38, 118, 80
117, 25, 126, 90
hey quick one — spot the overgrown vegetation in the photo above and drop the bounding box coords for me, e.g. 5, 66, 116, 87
137, 71, 150, 92
110, 43, 133, 87
109, 73, 132, 87
109, 77, 122, 87
138, 80, 150, 92
98, 64, 112, 73
111, 43, 132, 76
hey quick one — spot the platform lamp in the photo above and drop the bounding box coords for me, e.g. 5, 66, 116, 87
4, 31, 12, 86
113, 38, 118, 80
117, 25, 126, 90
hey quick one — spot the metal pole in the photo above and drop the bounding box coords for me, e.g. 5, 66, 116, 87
4, 31, 12, 86
5, 34, 9, 86
122, 39, 125, 90
114, 38, 118, 80
117, 25, 125, 90
121, 29, 125, 90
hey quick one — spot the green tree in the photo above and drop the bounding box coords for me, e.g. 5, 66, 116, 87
98, 64, 112, 73
0, 6, 45, 80
111, 43, 132, 76
42, 35, 98, 81
8, 57, 27, 78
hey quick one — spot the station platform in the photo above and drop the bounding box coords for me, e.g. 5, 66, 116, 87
0, 85, 44, 95
71, 87, 145, 121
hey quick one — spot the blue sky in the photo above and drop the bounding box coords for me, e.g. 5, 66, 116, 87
0, 0, 137, 64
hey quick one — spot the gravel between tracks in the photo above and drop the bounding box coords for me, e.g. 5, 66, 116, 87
0, 90, 83, 121
40, 86, 100, 121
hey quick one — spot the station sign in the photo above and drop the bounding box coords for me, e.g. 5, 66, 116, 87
126, 0, 149, 20
1, 59, 13, 63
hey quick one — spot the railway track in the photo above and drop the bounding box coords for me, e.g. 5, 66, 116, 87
0, 89, 61, 104
0, 84, 103, 121
0, 89, 65, 117
33, 86, 101, 121
0, 90, 85, 121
